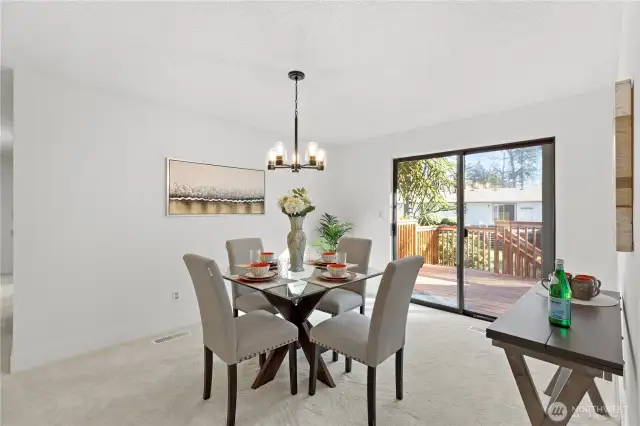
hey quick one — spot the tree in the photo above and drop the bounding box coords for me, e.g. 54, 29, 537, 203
509, 146, 540, 188
397, 157, 456, 218
465, 161, 488, 183
465, 161, 501, 187
490, 151, 510, 188
488, 147, 540, 188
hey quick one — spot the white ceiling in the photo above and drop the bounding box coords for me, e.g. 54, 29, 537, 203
2, 2, 623, 143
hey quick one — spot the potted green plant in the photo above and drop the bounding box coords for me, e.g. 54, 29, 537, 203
313, 213, 354, 252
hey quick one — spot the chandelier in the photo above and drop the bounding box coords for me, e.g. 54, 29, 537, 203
267, 71, 326, 172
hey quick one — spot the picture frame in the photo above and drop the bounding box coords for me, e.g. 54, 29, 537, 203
166, 158, 266, 216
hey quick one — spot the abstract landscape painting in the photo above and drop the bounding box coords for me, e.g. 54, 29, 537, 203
167, 159, 265, 215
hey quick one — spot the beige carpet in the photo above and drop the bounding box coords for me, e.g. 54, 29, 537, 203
1, 305, 620, 426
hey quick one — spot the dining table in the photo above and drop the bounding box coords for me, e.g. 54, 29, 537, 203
223, 260, 383, 390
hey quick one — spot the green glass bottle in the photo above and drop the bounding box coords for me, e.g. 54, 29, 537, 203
548, 259, 572, 327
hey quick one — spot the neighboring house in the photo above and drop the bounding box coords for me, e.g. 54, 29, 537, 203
442, 187, 542, 225
398, 186, 542, 226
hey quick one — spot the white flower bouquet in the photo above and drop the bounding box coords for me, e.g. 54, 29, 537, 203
278, 187, 315, 217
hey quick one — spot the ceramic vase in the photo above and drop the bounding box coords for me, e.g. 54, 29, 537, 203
287, 216, 306, 272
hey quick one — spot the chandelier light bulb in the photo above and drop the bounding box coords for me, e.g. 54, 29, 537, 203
307, 141, 318, 157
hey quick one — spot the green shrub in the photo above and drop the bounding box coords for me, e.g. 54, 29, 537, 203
418, 213, 441, 226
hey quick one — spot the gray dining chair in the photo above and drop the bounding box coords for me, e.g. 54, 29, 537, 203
183, 254, 298, 426
315, 237, 372, 364
308, 255, 424, 426
226, 238, 279, 368
226, 238, 278, 317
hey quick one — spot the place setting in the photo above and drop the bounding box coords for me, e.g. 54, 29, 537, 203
234, 249, 278, 270
303, 254, 362, 288
306, 250, 358, 270
318, 263, 357, 281
231, 250, 294, 289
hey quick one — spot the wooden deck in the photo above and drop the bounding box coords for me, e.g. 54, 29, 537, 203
413, 264, 538, 317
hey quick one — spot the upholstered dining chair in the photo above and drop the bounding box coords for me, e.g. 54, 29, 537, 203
226, 238, 278, 317
227, 238, 279, 367
308, 255, 424, 426
183, 254, 299, 426
315, 237, 372, 364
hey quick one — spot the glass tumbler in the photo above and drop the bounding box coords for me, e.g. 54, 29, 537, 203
336, 252, 347, 265
249, 249, 262, 265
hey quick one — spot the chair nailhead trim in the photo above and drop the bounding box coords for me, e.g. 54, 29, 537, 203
238, 337, 297, 363
316, 303, 363, 315
309, 338, 367, 365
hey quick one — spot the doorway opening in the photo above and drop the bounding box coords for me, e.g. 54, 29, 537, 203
392, 139, 555, 320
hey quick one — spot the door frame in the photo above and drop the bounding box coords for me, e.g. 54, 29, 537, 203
391, 137, 556, 320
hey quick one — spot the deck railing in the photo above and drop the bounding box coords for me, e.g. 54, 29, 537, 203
397, 219, 543, 279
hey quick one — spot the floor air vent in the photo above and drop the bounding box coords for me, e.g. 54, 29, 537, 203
468, 326, 486, 334
153, 331, 191, 344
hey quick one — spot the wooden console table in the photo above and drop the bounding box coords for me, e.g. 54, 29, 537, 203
486, 287, 623, 425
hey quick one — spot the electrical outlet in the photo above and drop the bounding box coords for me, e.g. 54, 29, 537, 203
173, 292, 180, 300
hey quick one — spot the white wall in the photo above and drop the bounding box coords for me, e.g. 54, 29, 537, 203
11, 69, 334, 371
516, 202, 542, 222
332, 88, 617, 290
465, 203, 492, 226
1, 152, 12, 273
616, 3, 640, 424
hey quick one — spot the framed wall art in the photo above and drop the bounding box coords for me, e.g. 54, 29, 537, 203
166, 158, 265, 215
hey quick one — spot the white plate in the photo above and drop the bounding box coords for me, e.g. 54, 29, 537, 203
310, 262, 358, 269
321, 271, 353, 280
240, 271, 277, 281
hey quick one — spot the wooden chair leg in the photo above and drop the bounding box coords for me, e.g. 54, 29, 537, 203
360, 304, 365, 315
396, 348, 403, 400
289, 342, 297, 395
309, 343, 319, 396
227, 364, 237, 426
345, 357, 352, 373
233, 308, 239, 318
332, 314, 339, 362
203, 346, 213, 400
259, 353, 266, 368
368, 366, 376, 426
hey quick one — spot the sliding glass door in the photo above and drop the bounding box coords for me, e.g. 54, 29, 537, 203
393, 155, 459, 311
392, 140, 554, 319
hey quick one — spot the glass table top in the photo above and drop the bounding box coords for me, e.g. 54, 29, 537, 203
265, 280, 327, 301
224, 261, 382, 302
